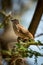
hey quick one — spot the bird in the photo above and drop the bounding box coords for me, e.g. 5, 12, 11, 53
12, 19, 33, 41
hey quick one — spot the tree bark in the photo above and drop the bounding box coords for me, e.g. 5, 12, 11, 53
28, 0, 43, 36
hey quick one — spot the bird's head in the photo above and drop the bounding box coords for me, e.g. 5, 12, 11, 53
11, 19, 19, 31
11, 19, 19, 25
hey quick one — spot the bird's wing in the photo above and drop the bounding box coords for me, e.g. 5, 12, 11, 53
16, 24, 28, 34
17, 24, 33, 39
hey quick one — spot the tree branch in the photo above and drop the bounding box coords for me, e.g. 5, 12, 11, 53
28, 0, 43, 36
21, 42, 43, 48
0, 10, 12, 17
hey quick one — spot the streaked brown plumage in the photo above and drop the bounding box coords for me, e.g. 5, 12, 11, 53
12, 19, 33, 41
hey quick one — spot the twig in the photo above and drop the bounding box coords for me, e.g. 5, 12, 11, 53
21, 42, 43, 48
0, 10, 12, 17
35, 33, 43, 38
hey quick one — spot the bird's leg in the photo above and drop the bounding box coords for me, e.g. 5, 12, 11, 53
17, 37, 29, 42
17, 37, 22, 42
